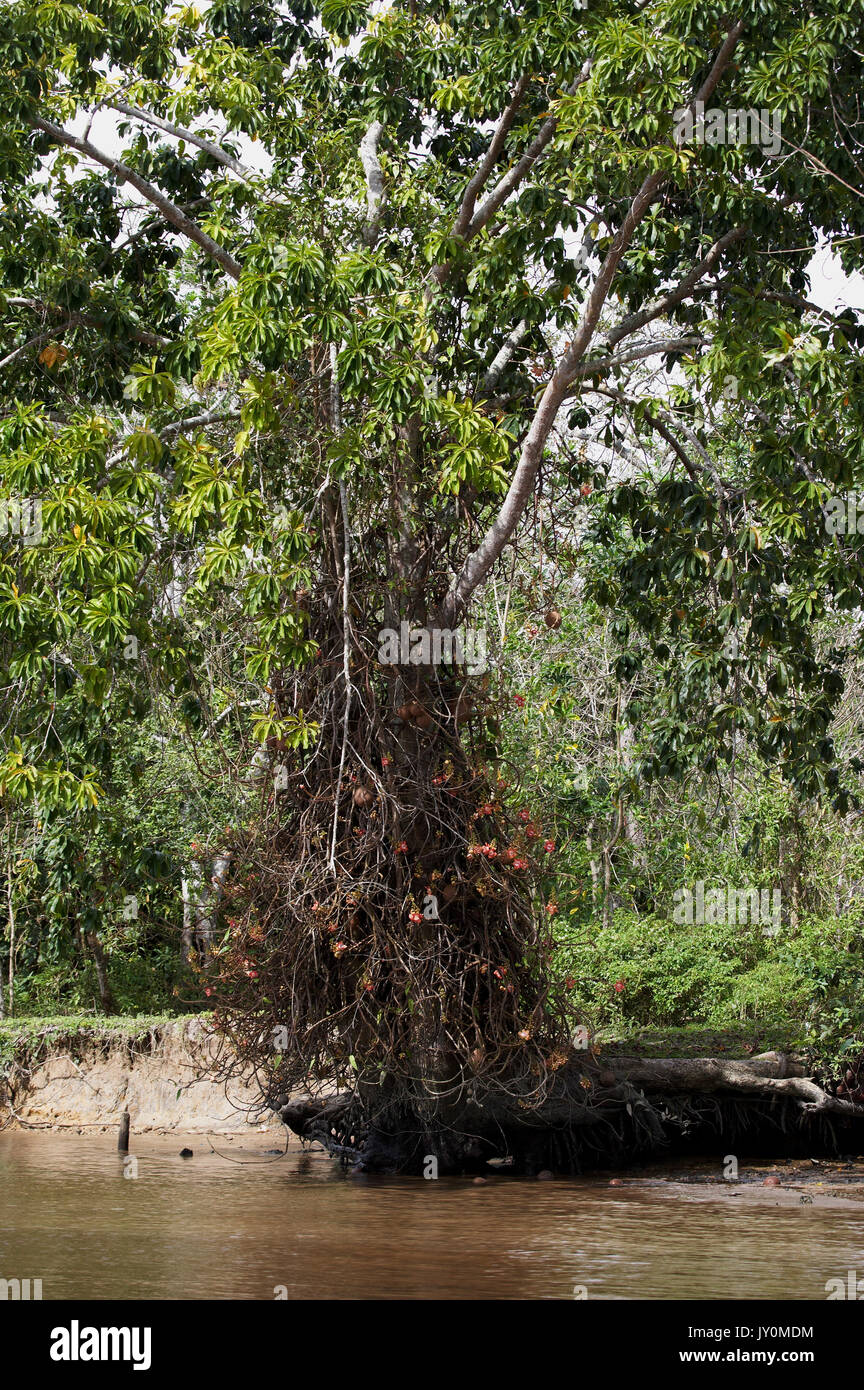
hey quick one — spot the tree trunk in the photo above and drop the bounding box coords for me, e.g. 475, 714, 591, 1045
85, 929, 116, 1015
5, 851, 15, 1020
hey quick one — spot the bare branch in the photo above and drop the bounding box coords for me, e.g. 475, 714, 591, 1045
159, 410, 240, 438
566, 334, 706, 385
453, 75, 531, 237
30, 116, 243, 280
108, 100, 254, 180
465, 59, 593, 242
481, 318, 530, 392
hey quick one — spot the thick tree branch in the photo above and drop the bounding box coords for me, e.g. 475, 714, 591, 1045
604, 225, 748, 349
108, 100, 254, 179
481, 318, 530, 392
0, 329, 59, 372
463, 59, 594, 242
453, 75, 532, 237
598, 1053, 864, 1117
565, 334, 706, 384
3, 299, 170, 360
440, 20, 745, 624
359, 120, 385, 247
29, 116, 243, 280
430, 63, 593, 289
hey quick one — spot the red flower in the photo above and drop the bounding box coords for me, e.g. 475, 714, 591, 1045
409, 909, 423, 923
613, 979, 626, 994
543, 839, 555, 853
395, 840, 408, 854
513, 694, 526, 708
546, 902, 558, 916
518, 808, 531, 823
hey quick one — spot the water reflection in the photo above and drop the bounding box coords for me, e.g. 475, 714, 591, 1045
1, 1133, 863, 1299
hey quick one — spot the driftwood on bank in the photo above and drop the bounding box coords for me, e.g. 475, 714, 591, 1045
276, 1051, 864, 1175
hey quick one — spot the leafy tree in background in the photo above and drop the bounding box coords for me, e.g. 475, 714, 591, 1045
1, 0, 863, 1167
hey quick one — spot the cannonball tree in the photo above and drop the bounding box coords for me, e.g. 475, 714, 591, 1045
1, 0, 863, 1169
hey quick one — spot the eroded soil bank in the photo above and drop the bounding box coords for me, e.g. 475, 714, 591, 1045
3, 1018, 863, 1178
0, 1017, 279, 1134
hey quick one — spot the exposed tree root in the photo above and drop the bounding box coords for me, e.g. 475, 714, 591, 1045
596, 1052, 864, 1117
276, 1051, 864, 1175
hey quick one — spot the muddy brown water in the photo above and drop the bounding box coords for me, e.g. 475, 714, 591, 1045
2, 1131, 864, 1299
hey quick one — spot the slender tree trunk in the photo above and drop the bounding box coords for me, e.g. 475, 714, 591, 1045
2, 854, 12, 1020
181, 872, 194, 962
193, 853, 232, 958
85, 929, 116, 1015
586, 817, 601, 911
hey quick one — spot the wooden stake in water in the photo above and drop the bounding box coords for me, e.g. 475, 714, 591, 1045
118, 1112, 130, 1152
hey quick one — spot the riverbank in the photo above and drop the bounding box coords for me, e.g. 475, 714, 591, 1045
0, 1015, 279, 1134
2, 1015, 859, 1169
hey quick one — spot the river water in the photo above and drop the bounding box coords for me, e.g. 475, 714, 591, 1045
2, 1131, 864, 1299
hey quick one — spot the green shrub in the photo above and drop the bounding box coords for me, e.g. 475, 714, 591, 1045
555, 911, 864, 1065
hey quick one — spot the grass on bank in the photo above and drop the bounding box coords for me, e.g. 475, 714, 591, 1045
0, 1013, 190, 1074
2, 906, 862, 1076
